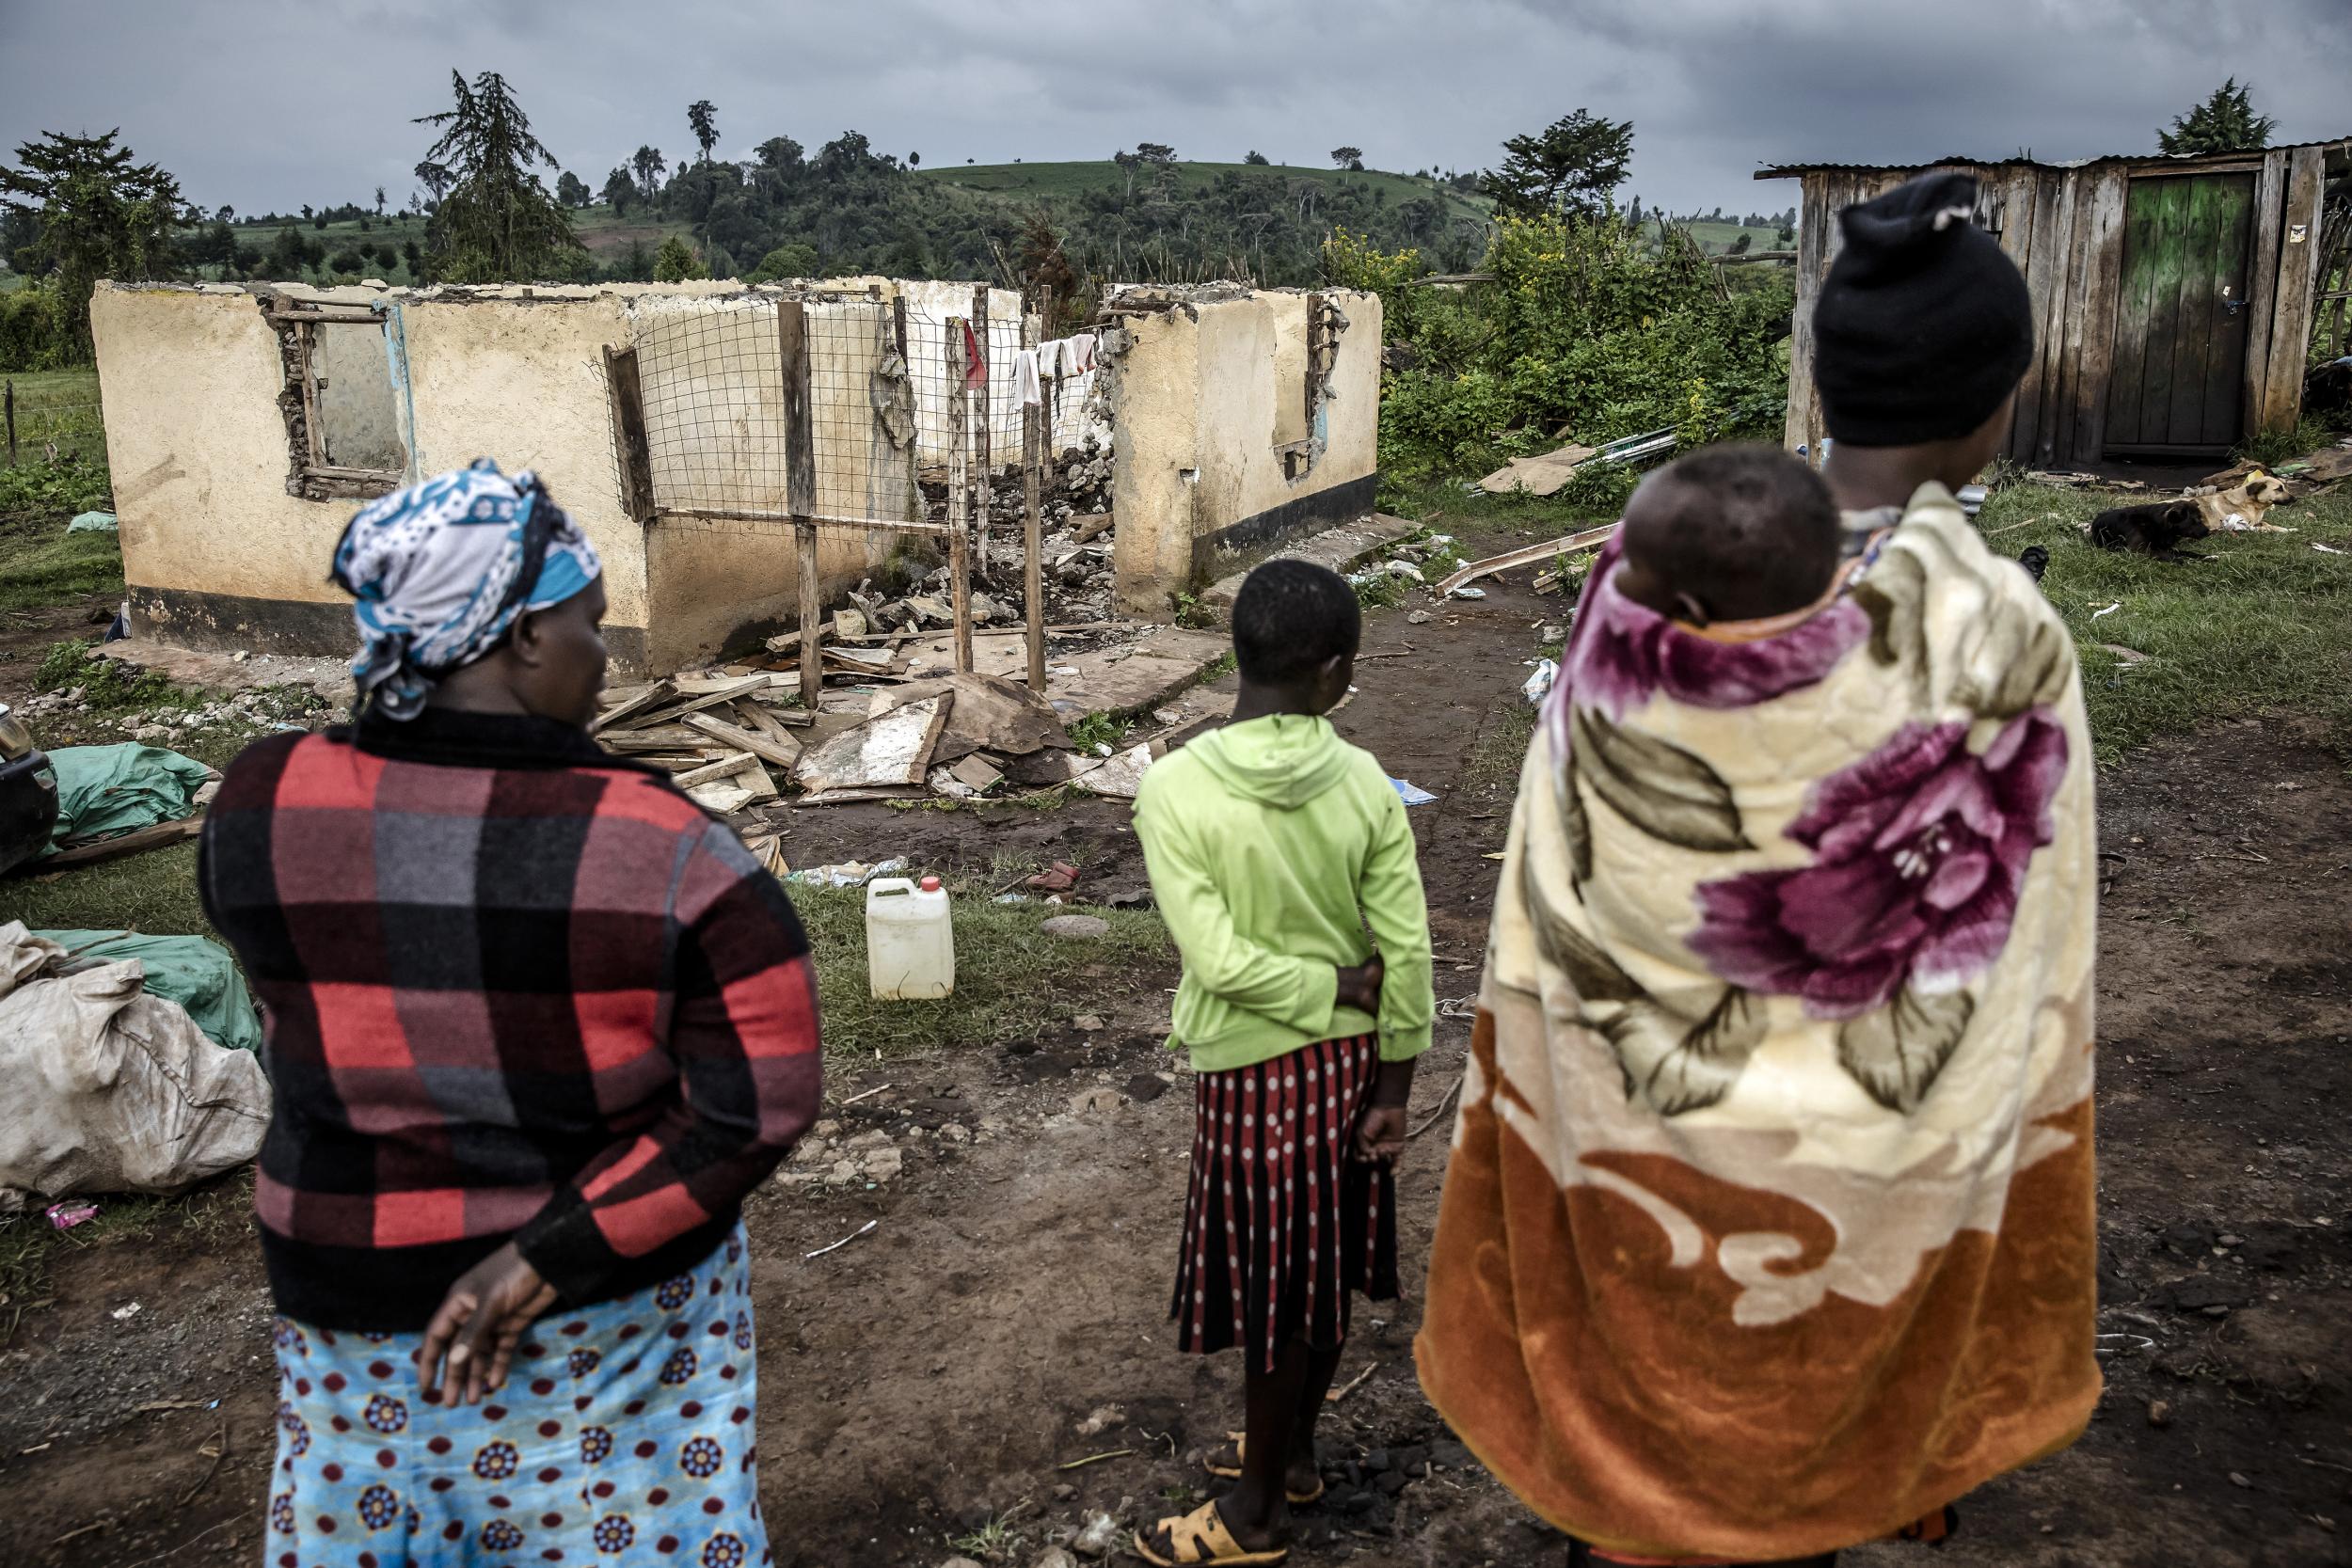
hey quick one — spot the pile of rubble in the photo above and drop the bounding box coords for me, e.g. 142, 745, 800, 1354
593, 659, 1160, 836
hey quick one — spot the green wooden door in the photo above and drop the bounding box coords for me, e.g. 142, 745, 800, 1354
2106, 173, 2257, 456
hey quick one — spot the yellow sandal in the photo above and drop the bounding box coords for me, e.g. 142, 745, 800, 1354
1133, 1499, 1291, 1566
1202, 1432, 1326, 1504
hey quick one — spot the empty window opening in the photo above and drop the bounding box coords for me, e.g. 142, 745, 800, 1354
1276, 293, 1347, 482
268, 298, 408, 499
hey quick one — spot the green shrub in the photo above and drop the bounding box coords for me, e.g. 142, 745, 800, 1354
0, 284, 83, 373
1325, 213, 1789, 485
2236, 417, 2334, 469
0, 453, 112, 517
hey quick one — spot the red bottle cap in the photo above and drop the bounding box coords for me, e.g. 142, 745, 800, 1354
919, 876, 942, 893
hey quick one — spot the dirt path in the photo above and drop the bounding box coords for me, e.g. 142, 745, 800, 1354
3, 556, 2348, 1568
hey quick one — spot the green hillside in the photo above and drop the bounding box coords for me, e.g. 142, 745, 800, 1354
925, 159, 1489, 221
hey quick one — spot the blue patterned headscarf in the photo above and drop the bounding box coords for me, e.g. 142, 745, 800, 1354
331, 459, 603, 720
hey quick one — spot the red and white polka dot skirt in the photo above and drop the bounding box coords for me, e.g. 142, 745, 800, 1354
1171, 1035, 1399, 1372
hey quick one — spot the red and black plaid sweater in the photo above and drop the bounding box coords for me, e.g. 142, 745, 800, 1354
199, 707, 822, 1330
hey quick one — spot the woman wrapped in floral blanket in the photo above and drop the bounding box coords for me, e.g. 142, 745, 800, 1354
1418, 172, 2099, 1568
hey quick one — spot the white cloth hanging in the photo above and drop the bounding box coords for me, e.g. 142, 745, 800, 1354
1012, 348, 1043, 407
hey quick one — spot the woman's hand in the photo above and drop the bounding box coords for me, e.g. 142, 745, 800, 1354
1335, 958, 1386, 1015
417, 1243, 557, 1407
1353, 1054, 1419, 1166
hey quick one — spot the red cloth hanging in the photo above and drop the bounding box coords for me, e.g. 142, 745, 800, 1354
962, 321, 987, 388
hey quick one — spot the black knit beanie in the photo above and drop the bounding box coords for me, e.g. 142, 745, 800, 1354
1813, 172, 2035, 447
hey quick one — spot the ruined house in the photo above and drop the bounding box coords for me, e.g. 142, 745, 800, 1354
87, 277, 1379, 674
1764, 137, 2350, 464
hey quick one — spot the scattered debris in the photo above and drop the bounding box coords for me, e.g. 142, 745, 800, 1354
1324, 1361, 1380, 1403
1437, 523, 1620, 600
1057, 1449, 1133, 1472
1072, 744, 1155, 800
1041, 915, 1110, 941
2316, 543, 2346, 555
1391, 779, 1438, 807
111, 1302, 142, 1322
2099, 645, 2150, 664
2091, 602, 2122, 622
1025, 861, 1082, 895
45, 1201, 99, 1229
803, 1219, 880, 1261
1074, 1403, 1126, 1437
1475, 428, 1675, 498
1070, 1513, 1123, 1558
1522, 658, 1559, 704
788, 858, 910, 889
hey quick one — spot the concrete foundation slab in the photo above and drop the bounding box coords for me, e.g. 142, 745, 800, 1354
1198, 513, 1422, 617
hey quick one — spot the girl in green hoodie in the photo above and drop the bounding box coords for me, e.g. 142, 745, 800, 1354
1131, 560, 1435, 1566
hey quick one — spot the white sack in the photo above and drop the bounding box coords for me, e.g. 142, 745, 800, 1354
0, 922, 269, 1207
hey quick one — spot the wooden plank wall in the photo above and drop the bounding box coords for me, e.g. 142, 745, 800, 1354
1781, 169, 1910, 457
2258, 145, 2328, 432
1780, 153, 2339, 466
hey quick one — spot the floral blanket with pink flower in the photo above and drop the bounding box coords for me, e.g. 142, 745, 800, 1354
1418, 483, 2102, 1565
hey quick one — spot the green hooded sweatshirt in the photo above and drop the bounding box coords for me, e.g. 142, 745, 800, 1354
1132, 713, 1433, 1073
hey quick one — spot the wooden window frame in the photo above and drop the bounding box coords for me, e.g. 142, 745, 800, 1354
266, 296, 406, 501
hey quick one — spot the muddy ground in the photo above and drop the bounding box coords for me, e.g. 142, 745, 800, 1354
2, 557, 2347, 1568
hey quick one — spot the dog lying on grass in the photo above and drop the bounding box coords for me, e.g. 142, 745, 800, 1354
2088, 500, 2212, 561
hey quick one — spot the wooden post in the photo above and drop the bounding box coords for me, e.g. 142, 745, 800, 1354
601, 346, 655, 524
778, 298, 822, 704
946, 316, 974, 674
4, 378, 14, 467
1021, 304, 1046, 692
971, 286, 993, 580
894, 293, 918, 524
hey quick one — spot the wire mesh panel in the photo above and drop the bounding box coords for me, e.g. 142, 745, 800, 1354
804, 297, 920, 527
633, 299, 789, 516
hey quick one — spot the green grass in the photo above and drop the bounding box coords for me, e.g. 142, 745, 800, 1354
7, 842, 212, 932
1675, 218, 1793, 256
3, 367, 105, 467
0, 524, 120, 610
794, 875, 1169, 1055
1968, 481, 2352, 759
1066, 710, 1126, 752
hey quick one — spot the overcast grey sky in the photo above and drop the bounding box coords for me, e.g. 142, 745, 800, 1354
2, 0, 2344, 217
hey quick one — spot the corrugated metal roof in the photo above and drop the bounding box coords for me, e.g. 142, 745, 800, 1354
1755, 137, 2352, 180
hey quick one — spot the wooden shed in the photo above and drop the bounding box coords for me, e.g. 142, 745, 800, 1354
1761, 139, 2350, 465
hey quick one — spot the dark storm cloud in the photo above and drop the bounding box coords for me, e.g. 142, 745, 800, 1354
1, 0, 2344, 215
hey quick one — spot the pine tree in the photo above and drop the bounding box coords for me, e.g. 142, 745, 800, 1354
2158, 79, 2277, 155
652, 234, 706, 282
1481, 110, 1633, 219
412, 70, 581, 282
0, 128, 185, 351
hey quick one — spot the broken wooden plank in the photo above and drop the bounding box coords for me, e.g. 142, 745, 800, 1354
674, 752, 765, 789
684, 711, 803, 771
33, 813, 207, 872
639, 674, 774, 728
793, 695, 950, 795
1434, 524, 1620, 598
731, 700, 805, 750
592, 677, 679, 734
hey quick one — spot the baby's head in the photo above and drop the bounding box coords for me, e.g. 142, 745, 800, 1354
1613, 443, 1840, 626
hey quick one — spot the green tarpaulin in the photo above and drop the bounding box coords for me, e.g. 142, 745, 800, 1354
34, 928, 262, 1054
44, 743, 215, 853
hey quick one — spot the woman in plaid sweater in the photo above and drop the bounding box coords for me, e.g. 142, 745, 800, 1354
201, 462, 821, 1568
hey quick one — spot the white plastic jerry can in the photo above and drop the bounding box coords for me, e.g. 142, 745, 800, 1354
866, 875, 955, 1000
